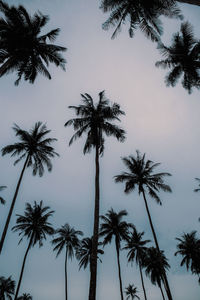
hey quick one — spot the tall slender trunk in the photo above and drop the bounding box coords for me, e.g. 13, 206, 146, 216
141, 190, 173, 300
115, 238, 124, 300
0, 155, 29, 254
14, 237, 32, 300
139, 261, 147, 300
177, 0, 200, 6
89, 145, 100, 300
159, 284, 166, 300
65, 248, 68, 300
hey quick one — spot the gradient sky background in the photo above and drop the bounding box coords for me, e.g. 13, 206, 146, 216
1, 1, 200, 299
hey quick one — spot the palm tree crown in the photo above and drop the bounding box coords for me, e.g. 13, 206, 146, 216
115, 150, 172, 205
144, 247, 170, 287
12, 200, 54, 246
100, 0, 181, 41
17, 293, 32, 300
76, 237, 104, 270
0, 1, 66, 85
156, 22, 200, 93
0, 276, 15, 300
175, 231, 200, 275
52, 223, 83, 258
65, 91, 126, 154
2, 122, 59, 176
0, 185, 6, 205
194, 177, 200, 193
125, 284, 140, 300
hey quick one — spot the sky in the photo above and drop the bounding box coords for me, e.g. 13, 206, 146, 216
0, 0, 200, 299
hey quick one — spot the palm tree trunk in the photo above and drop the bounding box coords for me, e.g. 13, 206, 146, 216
139, 261, 147, 300
65, 248, 68, 300
14, 237, 32, 300
141, 190, 173, 300
0, 155, 29, 254
89, 145, 100, 300
115, 238, 124, 300
177, 0, 200, 5
159, 284, 166, 300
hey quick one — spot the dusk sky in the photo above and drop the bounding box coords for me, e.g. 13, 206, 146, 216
1, 1, 200, 299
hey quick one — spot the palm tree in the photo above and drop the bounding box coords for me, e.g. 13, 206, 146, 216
65, 91, 126, 300
76, 237, 104, 271
0, 185, 6, 205
51, 223, 83, 300
114, 150, 172, 300
12, 201, 54, 300
156, 22, 200, 93
0, 122, 58, 254
17, 294, 32, 300
0, 1, 66, 85
100, 0, 181, 41
124, 228, 150, 300
100, 208, 131, 300
144, 247, 170, 300
0, 276, 15, 300
175, 231, 200, 280
125, 284, 140, 300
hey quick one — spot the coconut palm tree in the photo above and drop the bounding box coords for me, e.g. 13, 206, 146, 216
124, 228, 150, 300
0, 1, 66, 85
100, 208, 131, 300
0, 186, 6, 205
17, 294, 32, 300
0, 276, 15, 300
76, 237, 104, 271
125, 284, 140, 300
144, 247, 170, 300
65, 91, 125, 300
175, 231, 200, 280
100, 0, 181, 41
156, 22, 200, 93
51, 223, 83, 300
0, 122, 58, 254
12, 201, 54, 300
114, 150, 172, 300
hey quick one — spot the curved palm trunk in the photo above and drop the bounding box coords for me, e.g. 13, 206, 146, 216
89, 145, 100, 300
141, 190, 173, 300
115, 239, 124, 300
65, 248, 68, 300
159, 284, 166, 300
139, 261, 147, 300
0, 155, 29, 254
177, 0, 200, 5
14, 237, 32, 300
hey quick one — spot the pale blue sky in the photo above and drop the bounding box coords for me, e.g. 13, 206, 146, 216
1, 1, 200, 299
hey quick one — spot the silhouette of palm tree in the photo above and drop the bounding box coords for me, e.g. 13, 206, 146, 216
144, 247, 170, 300
0, 276, 15, 300
17, 293, 32, 300
65, 91, 125, 300
52, 223, 83, 300
100, 0, 181, 41
0, 122, 58, 254
12, 201, 54, 300
175, 231, 200, 282
115, 150, 172, 300
124, 228, 150, 300
76, 237, 104, 271
0, 185, 6, 205
0, 1, 66, 85
156, 22, 200, 93
100, 208, 131, 300
125, 284, 140, 300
